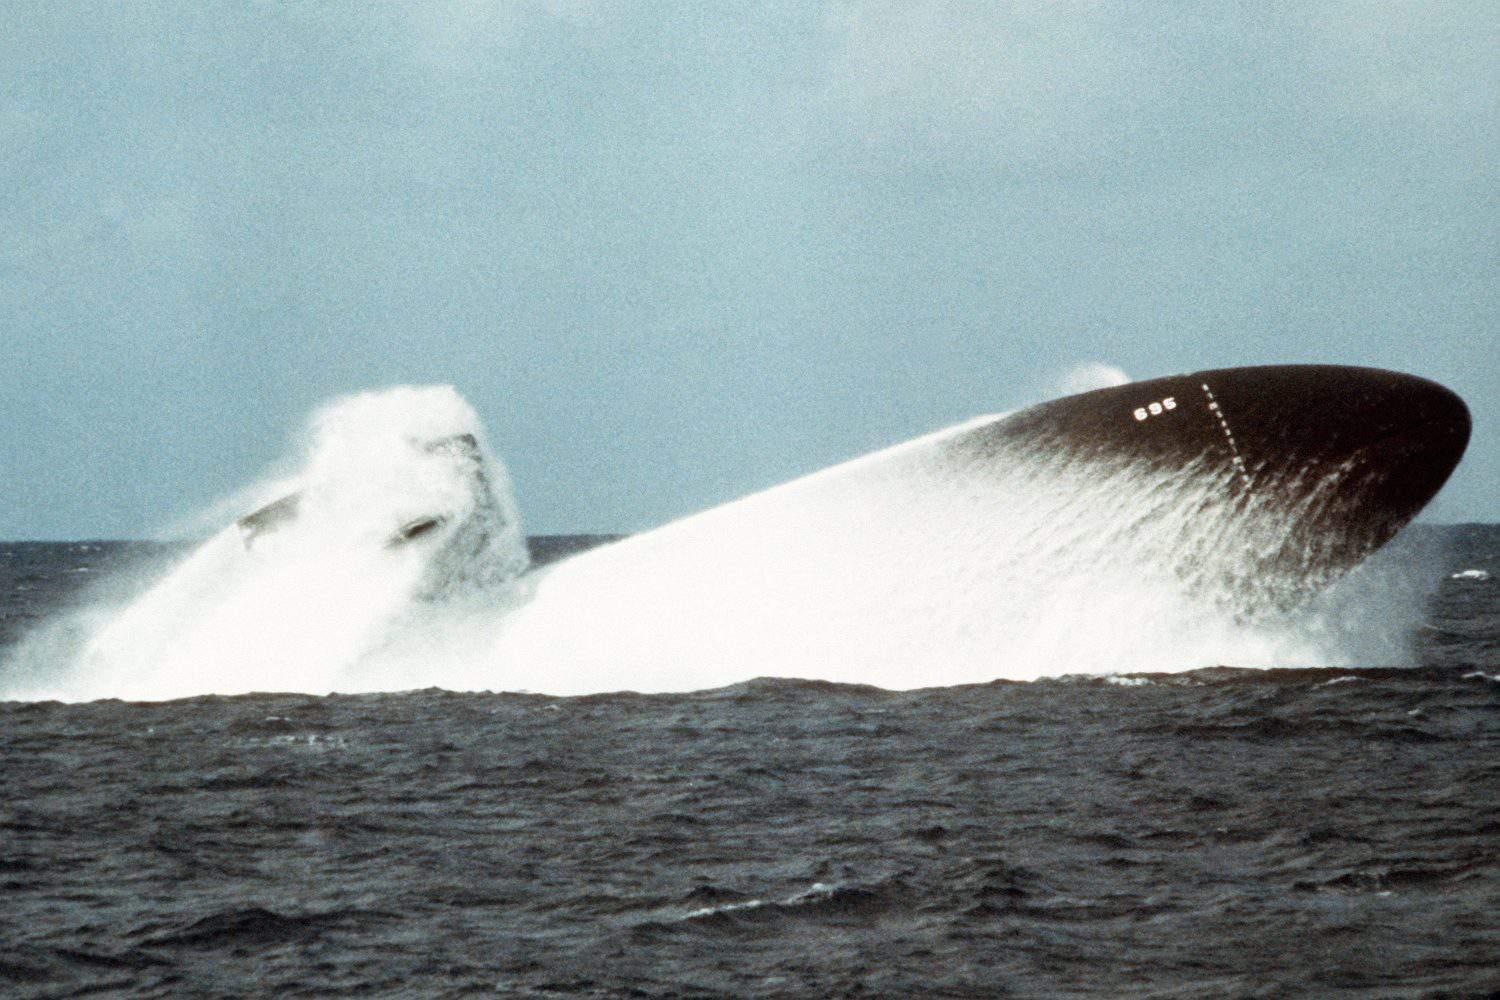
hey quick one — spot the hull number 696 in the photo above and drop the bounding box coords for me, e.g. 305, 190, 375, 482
1133, 397, 1176, 422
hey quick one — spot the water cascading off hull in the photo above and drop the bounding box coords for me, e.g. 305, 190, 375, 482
489, 365, 1470, 693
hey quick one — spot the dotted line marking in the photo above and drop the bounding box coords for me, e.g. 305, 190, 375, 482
1201, 382, 1252, 489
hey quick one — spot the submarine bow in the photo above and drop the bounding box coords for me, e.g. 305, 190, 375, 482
959, 364, 1471, 602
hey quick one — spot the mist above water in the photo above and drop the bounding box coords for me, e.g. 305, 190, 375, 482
2, 385, 1436, 702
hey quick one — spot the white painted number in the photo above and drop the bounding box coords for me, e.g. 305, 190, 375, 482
1132, 396, 1176, 422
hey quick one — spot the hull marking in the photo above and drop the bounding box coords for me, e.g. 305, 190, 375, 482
1201, 382, 1252, 489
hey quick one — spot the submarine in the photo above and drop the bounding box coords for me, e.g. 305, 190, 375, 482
230, 364, 1469, 588
70, 365, 1472, 698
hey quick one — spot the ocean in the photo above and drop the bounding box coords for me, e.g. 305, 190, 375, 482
2, 529, 1497, 998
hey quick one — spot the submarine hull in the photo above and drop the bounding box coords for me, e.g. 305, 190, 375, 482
492, 364, 1470, 691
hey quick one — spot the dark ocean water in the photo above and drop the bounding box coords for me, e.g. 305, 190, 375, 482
2, 530, 1497, 998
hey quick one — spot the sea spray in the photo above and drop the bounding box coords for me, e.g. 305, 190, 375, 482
1, 386, 527, 701
487, 415, 1436, 694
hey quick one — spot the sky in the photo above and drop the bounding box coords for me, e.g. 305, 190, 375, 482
2, 1, 1495, 538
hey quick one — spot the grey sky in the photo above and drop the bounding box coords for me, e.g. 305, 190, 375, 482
3, 2, 1495, 538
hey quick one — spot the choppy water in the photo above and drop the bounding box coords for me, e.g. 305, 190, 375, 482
2, 530, 1497, 998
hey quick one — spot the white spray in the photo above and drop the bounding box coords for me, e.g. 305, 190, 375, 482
483, 416, 1431, 694
3, 386, 527, 701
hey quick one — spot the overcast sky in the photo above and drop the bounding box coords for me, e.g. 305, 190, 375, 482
3, 2, 1495, 538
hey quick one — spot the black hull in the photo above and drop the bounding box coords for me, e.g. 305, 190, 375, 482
952, 365, 1471, 603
